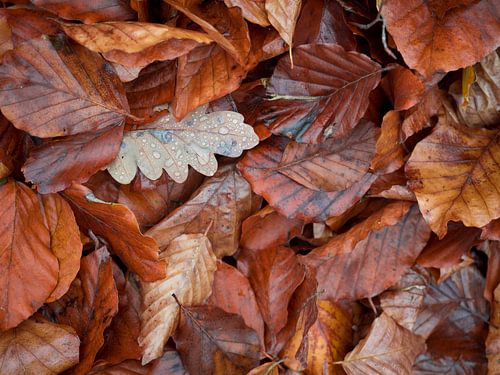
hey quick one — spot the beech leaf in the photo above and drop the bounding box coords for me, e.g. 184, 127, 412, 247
107, 105, 259, 184
139, 233, 217, 364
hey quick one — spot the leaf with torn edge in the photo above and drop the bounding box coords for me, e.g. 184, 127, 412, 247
107, 105, 259, 184
140, 233, 217, 364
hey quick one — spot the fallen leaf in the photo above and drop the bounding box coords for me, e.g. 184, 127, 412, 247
382, 0, 500, 79
62, 184, 165, 282
267, 43, 381, 143
450, 49, 500, 128
276, 120, 377, 191
0, 315, 79, 375
342, 313, 426, 375
238, 246, 305, 334
48, 246, 119, 375
265, 0, 302, 48
174, 304, 261, 375
208, 261, 265, 346
482, 218, 500, 241
32, 0, 136, 23
401, 87, 445, 139
247, 362, 280, 375
107, 106, 259, 184
306, 300, 353, 375
0, 117, 26, 179
406, 118, 500, 238
381, 64, 425, 111
0, 37, 130, 138
240, 206, 303, 251
371, 110, 405, 174
304, 202, 431, 301
486, 283, 500, 375
413, 353, 482, 374
89, 351, 188, 374
485, 241, 500, 303
140, 233, 217, 364
224, 0, 269, 27
147, 164, 256, 257
238, 136, 377, 222
23, 125, 124, 193
62, 22, 212, 68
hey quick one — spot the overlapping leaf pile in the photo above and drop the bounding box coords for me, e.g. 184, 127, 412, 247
0, 0, 499, 374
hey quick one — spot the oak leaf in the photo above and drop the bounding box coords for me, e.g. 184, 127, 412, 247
146, 164, 256, 258
343, 313, 426, 375
406, 118, 500, 238
139, 234, 217, 364
382, 0, 500, 79
0, 37, 130, 138
108, 106, 258, 184
0, 315, 80, 375
62, 184, 165, 282
174, 304, 261, 375
267, 43, 382, 143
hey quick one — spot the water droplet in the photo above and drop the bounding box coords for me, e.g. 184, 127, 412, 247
164, 159, 174, 167
218, 126, 229, 135
174, 171, 180, 177
153, 151, 161, 159
232, 119, 238, 124
150, 143, 156, 148
139, 151, 144, 155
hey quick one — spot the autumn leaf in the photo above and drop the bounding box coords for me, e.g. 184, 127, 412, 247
0, 37, 130, 138
0, 315, 80, 375
381, 64, 425, 111
382, 0, 500, 79
47, 246, 119, 375
147, 164, 257, 258
62, 22, 213, 68
266, 43, 382, 143
32, 0, 136, 23
89, 351, 188, 374
224, 0, 269, 27
0, 117, 27, 179
303, 202, 431, 301
486, 283, 500, 375
108, 106, 258, 184
62, 184, 165, 282
343, 313, 426, 375
406, 117, 500, 238
174, 304, 261, 375
238, 136, 377, 222
265, 0, 302, 49
140, 233, 217, 364
0, 179, 81, 330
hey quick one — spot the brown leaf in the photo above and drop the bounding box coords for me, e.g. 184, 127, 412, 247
23, 125, 124, 193
89, 351, 188, 374
174, 304, 261, 375
32, 0, 136, 23
147, 164, 256, 258
294, 0, 356, 50
485, 241, 500, 303
305, 300, 353, 375
265, 0, 302, 48
224, 0, 269, 26
48, 246, 119, 375
417, 223, 480, 268
482, 218, 500, 241
0, 37, 130, 138
238, 137, 377, 222
486, 283, 500, 375
98, 264, 142, 364
0, 117, 26, 179
124, 60, 175, 119
342, 313, 426, 375
267, 43, 381, 143
371, 110, 405, 174
381, 64, 425, 111
62, 22, 212, 69
406, 118, 500, 238
0, 180, 77, 330
247, 362, 280, 375
379, 267, 431, 332
208, 261, 265, 347
140, 234, 217, 364
277, 120, 377, 191
304, 202, 431, 301
0, 315, 79, 375
413, 353, 484, 375
62, 184, 165, 282
240, 206, 303, 251
382, 0, 500, 79
238, 246, 305, 334
450, 49, 500, 128
172, 43, 248, 120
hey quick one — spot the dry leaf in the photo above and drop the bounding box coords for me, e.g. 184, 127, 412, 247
265, 0, 302, 48
406, 118, 500, 238
108, 105, 258, 184
343, 313, 426, 375
0, 315, 80, 375
140, 233, 217, 364
486, 283, 500, 375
